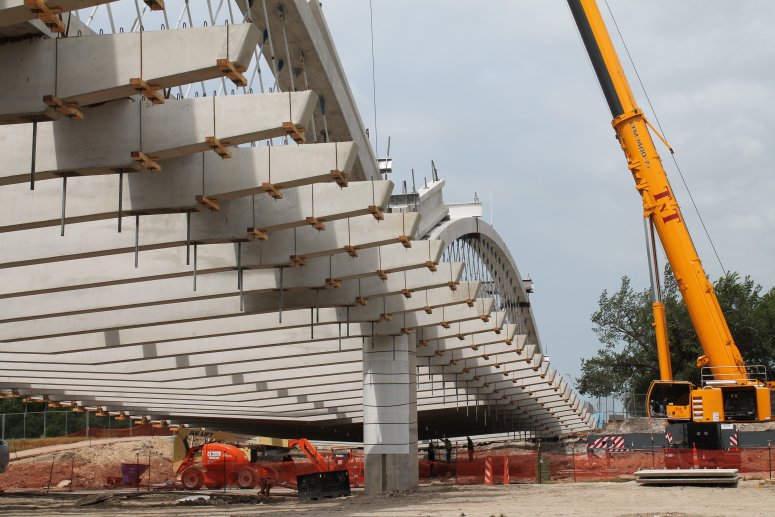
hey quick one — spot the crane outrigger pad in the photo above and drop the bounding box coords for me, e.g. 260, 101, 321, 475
635, 468, 739, 487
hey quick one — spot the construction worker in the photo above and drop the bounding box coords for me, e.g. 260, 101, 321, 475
467, 436, 474, 462
427, 441, 436, 477
444, 437, 452, 463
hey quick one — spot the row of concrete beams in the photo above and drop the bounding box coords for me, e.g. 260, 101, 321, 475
0, 23, 259, 124
0, 91, 315, 186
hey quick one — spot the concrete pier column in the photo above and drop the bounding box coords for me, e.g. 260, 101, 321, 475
362, 334, 418, 494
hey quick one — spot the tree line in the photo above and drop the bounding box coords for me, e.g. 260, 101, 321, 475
576, 268, 775, 411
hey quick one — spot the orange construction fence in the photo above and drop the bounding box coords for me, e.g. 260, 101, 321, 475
419, 447, 775, 485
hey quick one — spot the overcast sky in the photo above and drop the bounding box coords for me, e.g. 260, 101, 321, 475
319, 1, 775, 387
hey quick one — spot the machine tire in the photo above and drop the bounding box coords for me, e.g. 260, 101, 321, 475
236, 467, 256, 489
181, 468, 204, 490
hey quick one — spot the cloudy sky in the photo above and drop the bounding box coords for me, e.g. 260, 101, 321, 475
319, 1, 775, 387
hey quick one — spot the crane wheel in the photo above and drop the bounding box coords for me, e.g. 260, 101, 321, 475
181, 468, 204, 490
236, 467, 256, 489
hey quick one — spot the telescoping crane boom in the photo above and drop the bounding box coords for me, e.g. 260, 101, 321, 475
566, 0, 774, 442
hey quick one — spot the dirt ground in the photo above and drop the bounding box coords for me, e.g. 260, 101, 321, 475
2, 480, 775, 516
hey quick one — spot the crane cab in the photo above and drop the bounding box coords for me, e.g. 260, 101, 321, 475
647, 380, 692, 420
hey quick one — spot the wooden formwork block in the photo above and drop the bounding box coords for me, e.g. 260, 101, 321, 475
143, 0, 165, 11
355, 296, 368, 306
25, 0, 65, 33
423, 306, 433, 315
401, 328, 414, 335
368, 205, 384, 221
195, 195, 220, 212
43, 95, 82, 120
456, 333, 465, 341
447, 281, 458, 291
217, 58, 247, 87
282, 122, 306, 144
439, 321, 451, 329
261, 182, 283, 199
306, 217, 326, 231
325, 278, 341, 288
376, 269, 388, 280
482, 354, 490, 361
462, 367, 471, 374
380, 313, 392, 322
434, 350, 444, 357
480, 315, 490, 323
465, 298, 475, 307
344, 245, 358, 257
330, 170, 348, 187
247, 227, 269, 241
130, 78, 164, 104
131, 151, 161, 172
504, 338, 513, 345
470, 344, 479, 351
401, 288, 412, 299
290, 255, 307, 267
419, 339, 429, 346
206, 136, 231, 159
398, 235, 412, 248
425, 261, 438, 272
493, 327, 502, 335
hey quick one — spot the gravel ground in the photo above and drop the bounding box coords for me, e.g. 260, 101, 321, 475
2, 480, 775, 517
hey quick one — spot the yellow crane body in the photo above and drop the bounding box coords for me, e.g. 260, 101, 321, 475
567, 0, 773, 425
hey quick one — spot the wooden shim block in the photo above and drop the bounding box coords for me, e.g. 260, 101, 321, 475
504, 338, 513, 345
282, 122, 306, 144
462, 367, 470, 374
470, 345, 479, 351
425, 261, 438, 272
306, 217, 326, 231
434, 350, 444, 357
344, 245, 358, 257
503, 371, 509, 377
143, 0, 165, 11
368, 205, 384, 221
290, 255, 307, 267
456, 333, 465, 341
130, 78, 164, 104
480, 315, 490, 322
261, 182, 283, 199
401, 328, 414, 335
131, 151, 161, 172
447, 281, 458, 291
449, 359, 458, 366
330, 170, 348, 187
206, 136, 231, 159
376, 269, 388, 280
25, 0, 64, 33
380, 313, 392, 321
398, 235, 412, 248
482, 354, 490, 360
355, 296, 368, 306
440, 321, 451, 329
195, 195, 220, 212
494, 327, 502, 335
325, 278, 342, 288
401, 288, 412, 299
217, 58, 247, 87
419, 339, 429, 346
247, 227, 269, 241
423, 306, 433, 315
512, 378, 519, 383
465, 298, 475, 307
43, 95, 82, 120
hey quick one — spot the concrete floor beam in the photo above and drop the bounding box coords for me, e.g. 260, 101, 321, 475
0, 92, 316, 186
0, 141, 357, 231
0, 24, 259, 124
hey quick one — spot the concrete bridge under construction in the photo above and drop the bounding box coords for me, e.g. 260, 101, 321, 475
0, 0, 592, 492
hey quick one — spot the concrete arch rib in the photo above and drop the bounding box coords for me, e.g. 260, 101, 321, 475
426, 216, 542, 355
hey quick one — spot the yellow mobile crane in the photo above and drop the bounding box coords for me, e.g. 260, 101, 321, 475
567, 0, 774, 448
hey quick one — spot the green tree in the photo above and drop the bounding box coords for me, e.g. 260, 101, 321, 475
577, 268, 775, 411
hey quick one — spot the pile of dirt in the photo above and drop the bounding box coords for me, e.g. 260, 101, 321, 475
0, 436, 175, 491
602, 418, 665, 434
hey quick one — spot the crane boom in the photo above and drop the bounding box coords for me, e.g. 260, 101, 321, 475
567, 0, 773, 431
566, 0, 744, 377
